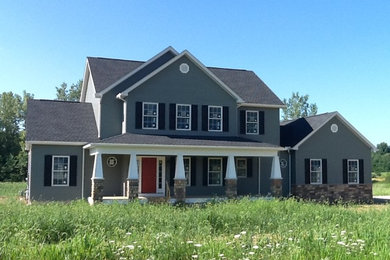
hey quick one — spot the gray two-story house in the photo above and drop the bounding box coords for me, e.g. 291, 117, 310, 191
25, 47, 375, 203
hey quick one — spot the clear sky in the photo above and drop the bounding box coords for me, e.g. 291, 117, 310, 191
0, 1, 389, 145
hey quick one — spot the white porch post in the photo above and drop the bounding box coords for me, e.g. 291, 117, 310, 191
91, 152, 104, 203
225, 155, 238, 198
174, 154, 186, 203
127, 153, 139, 199
225, 155, 237, 179
270, 155, 282, 197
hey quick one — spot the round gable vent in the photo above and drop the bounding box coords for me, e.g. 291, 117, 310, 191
179, 63, 189, 74
331, 124, 338, 133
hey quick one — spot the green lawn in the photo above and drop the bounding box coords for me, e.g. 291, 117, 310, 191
373, 172, 390, 196
1, 182, 390, 259
0, 182, 26, 197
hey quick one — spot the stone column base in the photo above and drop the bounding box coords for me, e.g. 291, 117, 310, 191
270, 178, 282, 197
174, 179, 187, 203
225, 179, 237, 198
126, 179, 139, 200
91, 178, 104, 203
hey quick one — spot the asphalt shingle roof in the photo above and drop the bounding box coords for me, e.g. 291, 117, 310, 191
280, 112, 337, 147
26, 99, 98, 143
87, 57, 284, 106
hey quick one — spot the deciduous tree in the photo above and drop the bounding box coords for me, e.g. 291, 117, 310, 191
282, 92, 318, 120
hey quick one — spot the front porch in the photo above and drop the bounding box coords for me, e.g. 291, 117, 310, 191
84, 138, 284, 205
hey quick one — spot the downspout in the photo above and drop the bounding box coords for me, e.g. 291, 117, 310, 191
116, 93, 127, 134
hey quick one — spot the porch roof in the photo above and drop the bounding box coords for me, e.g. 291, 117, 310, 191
95, 133, 282, 149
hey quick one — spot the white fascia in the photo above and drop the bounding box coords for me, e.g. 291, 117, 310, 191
26, 141, 87, 150
80, 60, 91, 102
237, 103, 286, 109
119, 50, 245, 103
96, 46, 179, 97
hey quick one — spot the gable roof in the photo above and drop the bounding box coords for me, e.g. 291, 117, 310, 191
85, 48, 284, 106
280, 112, 375, 150
26, 99, 98, 144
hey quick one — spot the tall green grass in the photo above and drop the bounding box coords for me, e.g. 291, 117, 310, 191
373, 172, 390, 196
0, 182, 26, 197
1, 185, 390, 259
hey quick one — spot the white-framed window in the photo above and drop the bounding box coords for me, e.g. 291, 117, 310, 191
246, 111, 259, 134
208, 106, 222, 132
235, 158, 247, 178
348, 159, 359, 184
176, 104, 191, 130
52, 156, 70, 186
184, 157, 191, 186
310, 159, 322, 184
142, 102, 158, 129
208, 158, 223, 186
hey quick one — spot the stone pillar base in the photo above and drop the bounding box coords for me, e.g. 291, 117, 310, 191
174, 179, 187, 203
91, 178, 104, 203
225, 179, 237, 198
126, 179, 139, 200
270, 178, 282, 197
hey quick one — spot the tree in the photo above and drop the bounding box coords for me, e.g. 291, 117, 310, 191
55, 80, 82, 101
0, 91, 33, 181
282, 92, 318, 120
376, 142, 390, 155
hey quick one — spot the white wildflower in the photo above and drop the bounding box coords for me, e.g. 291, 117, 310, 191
249, 252, 255, 255
194, 243, 202, 247
126, 232, 132, 236
356, 239, 365, 243
337, 241, 346, 246
241, 245, 246, 248
341, 230, 347, 236
126, 245, 135, 250
289, 230, 293, 232
187, 240, 194, 244
240, 231, 247, 235
109, 240, 115, 243
192, 255, 198, 258
288, 237, 293, 241
234, 234, 241, 239
226, 242, 232, 245
219, 253, 224, 257
373, 252, 378, 256
266, 244, 272, 248
253, 245, 259, 249
351, 243, 358, 246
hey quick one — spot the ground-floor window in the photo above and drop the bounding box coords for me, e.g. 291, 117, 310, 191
235, 158, 247, 178
347, 159, 359, 184
208, 158, 222, 186
52, 156, 69, 186
310, 159, 322, 184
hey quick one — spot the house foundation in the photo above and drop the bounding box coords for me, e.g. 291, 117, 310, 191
225, 179, 237, 198
174, 179, 187, 203
270, 179, 282, 197
126, 179, 139, 199
91, 178, 104, 202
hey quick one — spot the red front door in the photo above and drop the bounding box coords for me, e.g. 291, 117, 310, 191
141, 158, 157, 193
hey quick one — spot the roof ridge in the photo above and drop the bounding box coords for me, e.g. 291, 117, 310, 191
87, 57, 145, 63
31, 99, 81, 104
207, 66, 249, 72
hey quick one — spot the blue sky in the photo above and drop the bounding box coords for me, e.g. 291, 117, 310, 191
0, 1, 389, 145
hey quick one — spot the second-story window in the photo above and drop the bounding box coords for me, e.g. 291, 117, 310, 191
143, 102, 158, 129
176, 104, 191, 130
246, 111, 259, 134
208, 106, 222, 131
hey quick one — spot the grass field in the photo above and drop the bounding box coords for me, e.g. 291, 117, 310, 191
1, 182, 390, 259
372, 172, 390, 196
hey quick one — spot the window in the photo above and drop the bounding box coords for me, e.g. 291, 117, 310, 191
142, 102, 158, 129
235, 158, 247, 178
176, 104, 191, 130
246, 111, 259, 134
348, 159, 359, 184
208, 158, 222, 186
208, 106, 222, 131
52, 156, 69, 186
184, 157, 191, 186
310, 159, 322, 184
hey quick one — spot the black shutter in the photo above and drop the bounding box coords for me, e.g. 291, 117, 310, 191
322, 159, 327, 184
304, 158, 310, 184
170, 156, 176, 186
191, 105, 198, 131
342, 159, 348, 184
69, 155, 77, 186
240, 110, 246, 134
191, 157, 196, 186
169, 103, 176, 130
223, 106, 229, 132
222, 157, 227, 186
44, 155, 52, 186
202, 105, 208, 131
135, 102, 142, 129
203, 157, 208, 186
247, 158, 253, 178
158, 103, 165, 129
359, 159, 364, 184
259, 111, 265, 135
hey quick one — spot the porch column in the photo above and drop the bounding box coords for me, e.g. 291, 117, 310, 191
91, 153, 104, 203
270, 155, 283, 197
126, 153, 139, 200
174, 154, 186, 203
225, 155, 237, 198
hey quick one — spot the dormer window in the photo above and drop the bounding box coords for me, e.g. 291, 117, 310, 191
142, 102, 158, 129
246, 111, 259, 134
208, 106, 222, 131
176, 104, 191, 130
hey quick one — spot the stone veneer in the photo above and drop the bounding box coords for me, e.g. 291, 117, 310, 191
225, 179, 237, 198
91, 179, 104, 202
174, 179, 187, 203
126, 179, 139, 200
292, 184, 372, 202
270, 179, 283, 197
